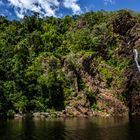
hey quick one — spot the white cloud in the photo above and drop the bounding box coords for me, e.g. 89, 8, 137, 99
7, 0, 81, 18
15, 8, 25, 18
6, 0, 115, 19
7, 0, 60, 18
0, 13, 5, 16
104, 0, 115, 5
63, 0, 81, 14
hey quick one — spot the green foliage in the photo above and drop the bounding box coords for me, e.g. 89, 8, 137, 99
86, 89, 99, 107
92, 104, 103, 112
7, 110, 15, 118
99, 62, 113, 88
0, 10, 138, 117
14, 95, 28, 113
46, 70, 65, 110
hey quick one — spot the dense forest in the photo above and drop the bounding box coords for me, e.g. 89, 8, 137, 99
1, 10, 140, 118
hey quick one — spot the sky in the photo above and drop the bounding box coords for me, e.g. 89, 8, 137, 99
0, 0, 140, 20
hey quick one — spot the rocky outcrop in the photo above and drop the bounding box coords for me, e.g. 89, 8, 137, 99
112, 10, 136, 36
113, 10, 140, 116
97, 89, 128, 116
36, 10, 140, 118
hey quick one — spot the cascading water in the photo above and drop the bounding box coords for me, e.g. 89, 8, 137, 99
133, 49, 140, 72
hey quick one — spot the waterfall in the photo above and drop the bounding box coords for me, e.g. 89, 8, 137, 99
133, 49, 140, 72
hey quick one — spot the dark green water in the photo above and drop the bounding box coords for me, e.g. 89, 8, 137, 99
0, 117, 140, 140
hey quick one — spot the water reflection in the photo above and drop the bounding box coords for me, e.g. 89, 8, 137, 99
0, 117, 140, 140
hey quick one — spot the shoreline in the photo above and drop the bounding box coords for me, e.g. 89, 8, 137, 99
13, 111, 128, 120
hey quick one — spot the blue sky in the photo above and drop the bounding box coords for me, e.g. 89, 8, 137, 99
0, 0, 140, 20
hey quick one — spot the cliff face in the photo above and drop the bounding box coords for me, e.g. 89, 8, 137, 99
112, 10, 140, 115
43, 52, 129, 117
44, 10, 140, 117
123, 20, 140, 116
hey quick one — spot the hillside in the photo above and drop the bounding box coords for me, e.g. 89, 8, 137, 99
0, 10, 140, 118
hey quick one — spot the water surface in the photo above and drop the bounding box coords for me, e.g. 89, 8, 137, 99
0, 117, 140, 140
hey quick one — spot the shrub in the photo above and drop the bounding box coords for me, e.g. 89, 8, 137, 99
7, 110, 15, 118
